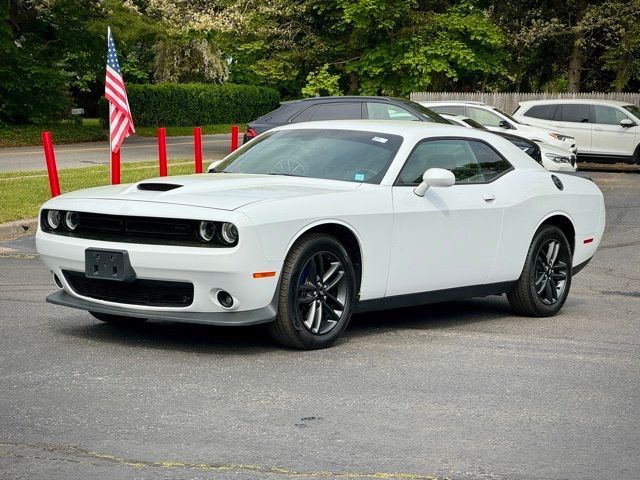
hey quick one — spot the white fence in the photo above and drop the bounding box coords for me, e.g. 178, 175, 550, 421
410, 92, 640, 114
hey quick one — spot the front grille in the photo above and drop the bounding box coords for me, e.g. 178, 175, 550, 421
63, 270, 194, 307
40, 211, 236, 248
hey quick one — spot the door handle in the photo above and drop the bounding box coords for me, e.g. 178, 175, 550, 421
482, 192, 496, 201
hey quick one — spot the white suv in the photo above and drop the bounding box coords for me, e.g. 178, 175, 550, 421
418, 101, 577, 153
513, 99, 640, 163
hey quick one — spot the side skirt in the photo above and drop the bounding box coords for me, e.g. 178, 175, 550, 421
354, 281, 517, 314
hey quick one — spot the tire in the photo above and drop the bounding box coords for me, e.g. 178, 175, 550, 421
268, 233, 356, 349
507, 225, 572, 317
90, 312, 147, 325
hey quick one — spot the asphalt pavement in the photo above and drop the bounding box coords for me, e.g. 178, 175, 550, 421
0, 134, 231, 172
0, 172, 638, 480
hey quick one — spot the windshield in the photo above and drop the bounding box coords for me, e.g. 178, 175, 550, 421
493, 107, 523, 125
623, 104, 640, 119
215, 129, 403, 184
398, 100, 450, 124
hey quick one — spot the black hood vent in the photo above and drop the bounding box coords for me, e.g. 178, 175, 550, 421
137, 183, 182, 192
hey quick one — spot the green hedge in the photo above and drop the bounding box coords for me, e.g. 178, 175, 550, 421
100, 83, 280, 128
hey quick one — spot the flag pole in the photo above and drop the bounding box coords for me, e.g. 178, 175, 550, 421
107, 26, 113, 184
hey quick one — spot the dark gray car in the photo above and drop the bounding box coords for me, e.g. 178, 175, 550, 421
243, 96, 449, 142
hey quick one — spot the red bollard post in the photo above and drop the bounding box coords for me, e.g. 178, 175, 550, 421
230, 125, 239, 152
41, 131, 61, 197
111, 149, 121, 185
194, 127, 203, 173
158, 127, 168, 176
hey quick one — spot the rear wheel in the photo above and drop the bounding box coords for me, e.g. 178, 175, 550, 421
90, 312, 147, 325
507, 225, 572, 316
268, 233, 356, 349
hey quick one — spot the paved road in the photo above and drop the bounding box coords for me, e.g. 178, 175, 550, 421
0, 172, 639, 480
0, 134, 231, 172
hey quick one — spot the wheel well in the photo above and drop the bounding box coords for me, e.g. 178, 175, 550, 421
302, 224, 363, 295
540, 215, 575, 253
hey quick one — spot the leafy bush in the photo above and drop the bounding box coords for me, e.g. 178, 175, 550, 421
100, 83, 280, 128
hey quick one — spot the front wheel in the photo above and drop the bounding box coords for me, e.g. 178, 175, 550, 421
507, 225, 572, 316
268, 233, 356, 349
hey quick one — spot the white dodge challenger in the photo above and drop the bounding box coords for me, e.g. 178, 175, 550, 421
36, 121, 605, 349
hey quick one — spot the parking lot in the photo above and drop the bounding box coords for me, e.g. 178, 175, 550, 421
0, 171, 638, 480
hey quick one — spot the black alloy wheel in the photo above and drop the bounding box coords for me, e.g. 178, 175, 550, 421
268, 233, 356, 349
508, 225, 573, 316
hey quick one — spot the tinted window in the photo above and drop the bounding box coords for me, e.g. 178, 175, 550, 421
428, 105, 466, 116
291, 103, 361, 122
367, 102, 418, 121
397, 139, 511, 185
401, 101, 450, 123
524, 104, 557, 120
461, 118, 487, 129
558, 104, 590, 122
593, 105, 629, 125
622, 104, 640, 119
216, 129, 402, 184
467, 107, 503, 127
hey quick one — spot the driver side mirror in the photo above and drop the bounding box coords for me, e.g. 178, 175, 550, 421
414, 168, 456, 197
620, 118, 636, 128
498, 120, 511, 129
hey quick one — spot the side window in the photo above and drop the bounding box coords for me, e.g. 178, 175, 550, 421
593, 105, 628, 125
467, 107, 503, 127
397, 139, 511, 185
366, 102, 418, 121
525, 104, 557, 120
558, 104, 590, 123
292, 103, 361, 122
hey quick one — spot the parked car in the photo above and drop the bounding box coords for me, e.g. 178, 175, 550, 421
38, 120, 605, 349
513, 99, 640, 163
242, 96, 449, 143
419, 101, 577, 153
442, 114, 577, 172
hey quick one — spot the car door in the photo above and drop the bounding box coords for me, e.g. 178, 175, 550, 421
547, 104, 593, 153
591, 105, 638, 157
386, 138, 510, 296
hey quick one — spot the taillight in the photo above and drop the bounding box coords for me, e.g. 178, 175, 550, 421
245, 128, 257, 140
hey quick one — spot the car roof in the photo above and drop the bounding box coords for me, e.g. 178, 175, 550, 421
281, 96, 399, 105
518, 99, 634, 107
417, 100, 486, 106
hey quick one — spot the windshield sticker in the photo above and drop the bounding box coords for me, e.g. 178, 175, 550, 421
371, 136, 388, 143
354, 173, 365, 181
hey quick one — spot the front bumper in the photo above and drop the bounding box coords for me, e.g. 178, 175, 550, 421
47, 290, 277, 326
36, 207, 282, 325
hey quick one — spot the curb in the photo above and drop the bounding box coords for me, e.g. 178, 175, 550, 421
0, 218, 38, 241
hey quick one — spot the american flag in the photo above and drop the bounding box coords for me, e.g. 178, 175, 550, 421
105, 27, 134, 153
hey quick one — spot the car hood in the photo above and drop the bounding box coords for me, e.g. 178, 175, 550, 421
55, 173, 361, 211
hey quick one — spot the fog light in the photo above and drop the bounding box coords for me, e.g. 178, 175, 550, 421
217, 290, 234, 308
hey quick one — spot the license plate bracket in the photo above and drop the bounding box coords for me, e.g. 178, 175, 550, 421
85, 248, 136, 282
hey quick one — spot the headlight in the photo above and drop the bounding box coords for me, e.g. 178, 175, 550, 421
64, 211, 79, 231
545, 153, 571, 164
197, 221, 217, 242
45, 210, 61, 230
549, 132, 571, 141
220, 222, 238, 245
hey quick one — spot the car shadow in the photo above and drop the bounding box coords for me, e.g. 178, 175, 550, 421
56, 295, 513, 354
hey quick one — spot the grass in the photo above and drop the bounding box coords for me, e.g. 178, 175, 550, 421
0, 160, 199, 224
0, 119, 108, 148
135, 124, 246, 137
0, 120, 244, 147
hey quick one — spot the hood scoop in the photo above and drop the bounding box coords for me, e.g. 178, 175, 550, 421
137, 182, 183, 192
